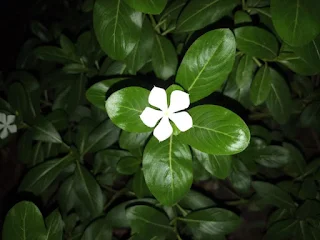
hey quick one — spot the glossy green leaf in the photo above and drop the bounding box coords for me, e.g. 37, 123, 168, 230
271, 0, 320, 46
34, 46, 79, 64
116, 156, 141, 175
265, 219, 298, 240
236, 54, 256, 89
234, 10, 252, 24
47, 110, 68, 131
296, 200, 320, 219
2, 201, 47, 240
74, 163, 104, 217
234, 26, 279, 60
143, 136, 192, 206
126, 205, 172, 238
159, 0, 187, 29
132, 169, 151, 198
192, 148, 232, 179
176, 29, 236, 102
124, 0, 167, 14
250, 64, 272, 105
125, 19, 154, 74
255, 146, 290, 168
105, 87, 151, 132
29, 142, 44, 167
57, 177, 79, 215
175, 0, 239, 32
300, 101, 320, 130
31, 116, 63, 144
83, 119, 120, 154
81, 218, 112, 240
247, 0, 269, 7
119, 131, 151, 151
228, 159, 251, 193
179, 105, 250, 155
152, 34, 177, 80
93, 0, 143, 60
283, 143, 306, 177
179, 190, 216, 211
45, 209, 64, 240
60, 34, 76, 56
266, 68, 292, 124
252, 181, 296, 209
19, 153, 74, 195
179, 208, 241, 235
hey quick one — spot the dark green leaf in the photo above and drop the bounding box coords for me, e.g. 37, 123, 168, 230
300, 101, 320, 130
179, 190, 216, 211
19, 153, 74, 195
159, 0, 187, 29
271, 0, 320, 46
176, 0, 239, 32
47, 110, 68, 131
2, 201, 47, 240
250, 64, 272, 105
119, 131, 151, 151
132, 169, 151, 198
32, 116, 63, 144
30, 142, 45, 167
249, 125, 271, 144
265, 219, 298, 240
229, 159, 251, 193
143, 136, 192, 205
252, 181, 296, 209
296, 200, 320, 219
152, 34, 178, 80
176, 29, 236, 102
283, 143, 306, 177
298, 178, 317, 200
192, 148, 232, 179
234, 10, 252, 24
60, 34, 76, 56
116, 156, 141, 175
266, 68, 292, 124
179, 105, 250, 155
93, 0, 143, 60
105, 87, 151, 132
45, 209, 64, 240
81, 218, 112, 240
30, 21, 52, 42
255, 146, 290, 168
234, 26, 279, 60
236, 54, 256, 89
124, 0, 167, 14
34, 46, 79, 64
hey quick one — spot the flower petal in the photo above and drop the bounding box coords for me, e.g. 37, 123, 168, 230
8, 124, 17, 134
169, 111, 193, 132
6, 115, 15, 124
0, 123, 4, 130
149, 86, 168, 111
153, 116, 173, 142
0, 128, 8, 139
140, 107, 163, 128
0, 113, 6, 124
168, 90, 190, 113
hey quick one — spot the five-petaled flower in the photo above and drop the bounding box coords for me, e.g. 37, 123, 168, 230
140, 86, 193, 142
0, 113, 17, 139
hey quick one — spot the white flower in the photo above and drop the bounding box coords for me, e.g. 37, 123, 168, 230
0, 113, 17, 139
140, 86, 193, 142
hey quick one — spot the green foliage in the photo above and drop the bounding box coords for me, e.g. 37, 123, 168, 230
1, 0, 320, 239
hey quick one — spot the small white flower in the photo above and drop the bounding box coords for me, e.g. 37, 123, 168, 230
0, 113, 17, 139
140, 86, 193, 142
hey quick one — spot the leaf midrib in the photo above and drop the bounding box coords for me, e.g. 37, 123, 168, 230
34, 125, 61, 143
236, 35, 277, 57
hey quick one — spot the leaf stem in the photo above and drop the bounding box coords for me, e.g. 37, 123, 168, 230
175, 204, 188, 217
161, 26, 176, 36
242, 0, 247, 10
148, 14, 161, 34
252, 57, 262, 67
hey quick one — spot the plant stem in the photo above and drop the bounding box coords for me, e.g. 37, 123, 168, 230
242, 0, 247, 10
161, 26, 176, 35
148, 14, 161, 34
104, 188, 129, 210
175, 204, 188, 217
252, 57, 262, 67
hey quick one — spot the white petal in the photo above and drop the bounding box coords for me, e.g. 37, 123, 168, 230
168, 90, 190, 113
0, 123, 4, 130
0, 113, 5, 124
149, 86, 168, 111
153, 116, 173, 142
140, 107, 163, 128
8, 124, 17, 134
169, 111, 193, 132
6, 115, 15, 124
0, 128, 8, 139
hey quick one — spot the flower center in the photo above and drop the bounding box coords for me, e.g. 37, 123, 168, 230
163, 109, 171, 117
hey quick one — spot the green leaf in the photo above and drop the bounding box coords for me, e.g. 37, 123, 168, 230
250, 64, 272, 105
47, 110, 68, 131
105, 87, 151, 132
81, 218, 112, 240
57, 177, 79, 215
179, 190, 216, 211
86, 78, 127, 110
296, 200, 320, 219
83, 119, 120, 154
74, 163, 104, 217
266, 68, 292, 124
179, 105, 250, 155
254, 146, 290, 168
271, 0, 320, 46
143, 136, 192, 206
119, 131, 151, 151
30, 21, 52, 42
228, 159, 251, 193
303, 158, 320, 178
132, 169, 151, 198
247, 0, 269, 7
234, 26, 279, 60
283, 143, 306, 177
234, 10, 252, 24
93, 0, 143, 60
159, 0, 187, 29
31, 116, 63, 144
29, 142, 45, 167
249, 125, 271, 144
34, 46, 79, 63
176, 29, 236, 102
125, 19, 154, 74
175, 0, 239, 32
179, 208, 241, 236
19, 153, 74, 195
45, 209, 64, 240
236, 54, 256, 89
126, 205, 172, 238
124, 0, 167, 14
2, 201, 47, 240
298, 178, 317, 200
300, 101, 320, 130
60, 34, 76, 56
252, 181, 296, 209
17, 130, 33, 164
192, 148, 232, 179
152, 34, 178, 80
264, 219, 298, 240
116, 156, 141, 175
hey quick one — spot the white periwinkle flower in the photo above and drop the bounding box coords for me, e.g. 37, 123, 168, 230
0, 113, 17, 139
140, 86, 193, 142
